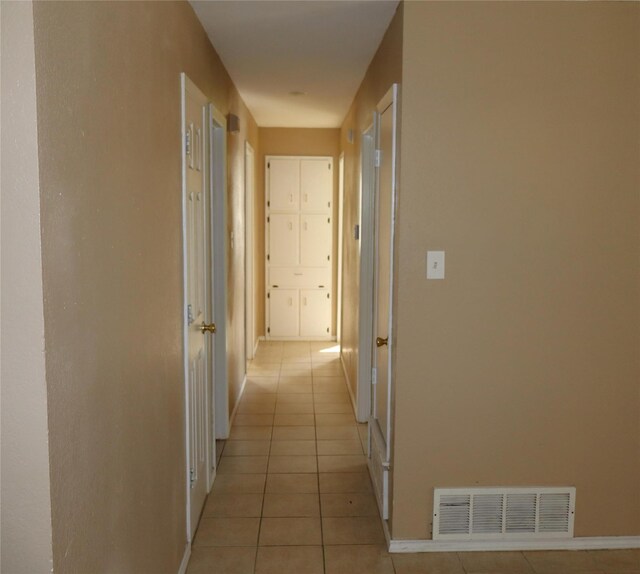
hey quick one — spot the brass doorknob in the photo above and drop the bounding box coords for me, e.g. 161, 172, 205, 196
376, 336, 388, 348
201, 323, 216, 334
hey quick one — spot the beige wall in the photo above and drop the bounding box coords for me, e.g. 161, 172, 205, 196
0, 2, 54, 571
31, 1, 256, 570
257, 128, 341, 337
339, 5, 403, 404
392, 2, 640, 539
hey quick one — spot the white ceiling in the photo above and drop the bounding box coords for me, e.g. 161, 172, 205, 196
190, 0, 399, 128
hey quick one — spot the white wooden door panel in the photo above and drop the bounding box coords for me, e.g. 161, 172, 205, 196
269, 158, 299, 211
300, 290, 331, 337
269, 290, 299, 337
300, 214, 331, 267
301, 159, 332, 212
182, 75, 211, 539
269, 214, 299, 266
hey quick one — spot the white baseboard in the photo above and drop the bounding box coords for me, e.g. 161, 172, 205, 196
388, 536, 640, 553
178, 543, 191, 574
254, 338, 260, 356
339, 354, 359, 419
229, 373, 247, 428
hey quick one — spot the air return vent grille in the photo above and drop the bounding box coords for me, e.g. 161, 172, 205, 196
433, 488, 575, 541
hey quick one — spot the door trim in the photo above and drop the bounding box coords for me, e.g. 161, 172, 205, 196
209, 103, 228, 440
337, 153, 345, 344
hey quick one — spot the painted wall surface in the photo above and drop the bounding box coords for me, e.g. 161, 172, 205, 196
393, 2, 640, 539
0, 2, 54, 571
257, 128, 341, 337
32, 1, 256, 570
339, 5, 403, 404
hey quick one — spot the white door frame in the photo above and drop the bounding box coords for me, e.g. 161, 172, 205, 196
245, 142, 256, 360
181, 73, 212, 539
337, 153, 345, 344
209, 103, 229, 440
356, 124, 376, 422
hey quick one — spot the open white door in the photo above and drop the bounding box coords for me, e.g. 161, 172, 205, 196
181, 74, 213, 538
369, 85, 400, 521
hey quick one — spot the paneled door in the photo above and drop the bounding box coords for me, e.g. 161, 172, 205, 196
182, 74, 214, 539
370, 85, 399, 521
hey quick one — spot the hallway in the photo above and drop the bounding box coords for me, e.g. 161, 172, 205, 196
185, 341, 640, 574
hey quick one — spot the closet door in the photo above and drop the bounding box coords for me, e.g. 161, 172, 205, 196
268, 158, 299, 212
300, 159, 332, 212
300, 290, 331, 337
269, 290, 299, 337
269, 214, 299, 266
300, 214, 331, 267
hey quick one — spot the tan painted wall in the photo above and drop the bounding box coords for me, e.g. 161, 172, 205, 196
256, 128, 341, 337
32, 1, 257, 570
0, 2, 54, 571
339, 5, 403, 403
392, 2, 640, 539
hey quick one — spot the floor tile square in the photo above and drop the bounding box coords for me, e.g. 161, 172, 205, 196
211, 474, 266, 494
317, 440, 363, 455
263, 493, 320, 517
315, 426, 359, 440
248, 364, 281, 377
194, 517, 260, 547
313, 382, 348, 394
523, 550, 599, 573
270, 440, 317, 456
589, 549, 640, 571
274, 413, 315, 426
318, 455, 367, 473
222, 440, 271, 457
313, 393, 350, 404
322, 517, 385, 545
218, 456, 268, 474
266, 473, 319, 494
203, 493, 263, 517
319, 473, 373, 493
272, 426, 316, 441
392, 552, 465, 574
314, 403, 354, 414
255, 546, 324, 574
268, 455, 318, 473
320, 493, 379, 517
229, 426, 272, 440
315, 414, 354, 426
186, 547, 257, 574
259, 517, 322, 546
234, 413, 274, 426
276, 402, 315, 414
277, 393, 314, 404
278, 383, 313, 394
461, 551, 535, 573
238, 402, 276, 414
324, 544, 394, 574
279, 375, 313, 385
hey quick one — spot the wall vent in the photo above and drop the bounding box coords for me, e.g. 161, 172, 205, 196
433, 487, 575, 541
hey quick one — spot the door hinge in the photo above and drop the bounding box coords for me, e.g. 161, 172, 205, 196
185, 131, 192, 156
267, 200, 270, 208
327, 255, 330, 261
268, 162, 270, 169
187, 304, 194, 326
328, 163, 331, 170
328, 201, 331, 208
267, 292, 270, 299
267, 254, 270, 261
267, 327, 271, 334
267, 216, 270, 223
326, 327, 330, 333
327, 293, 330, 299
189, 467, 195, 488
375, 149, 382, 168
327, 217, 330, 224
372, 367, 377, 386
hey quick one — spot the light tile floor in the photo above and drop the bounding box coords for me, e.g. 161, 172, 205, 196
187, 341, 640, 574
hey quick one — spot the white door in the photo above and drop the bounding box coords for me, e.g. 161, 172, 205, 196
268, 158, 299, 211
370, 85, 399, 520
300, 214, 331, 267
300, 290, 331, 337
269, 289, 299, 337
301, 158, 332, 211
182, 75, 213, 538
269, 214, 300, 266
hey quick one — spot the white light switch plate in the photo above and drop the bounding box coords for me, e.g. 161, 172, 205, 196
427, 251, 445, 279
